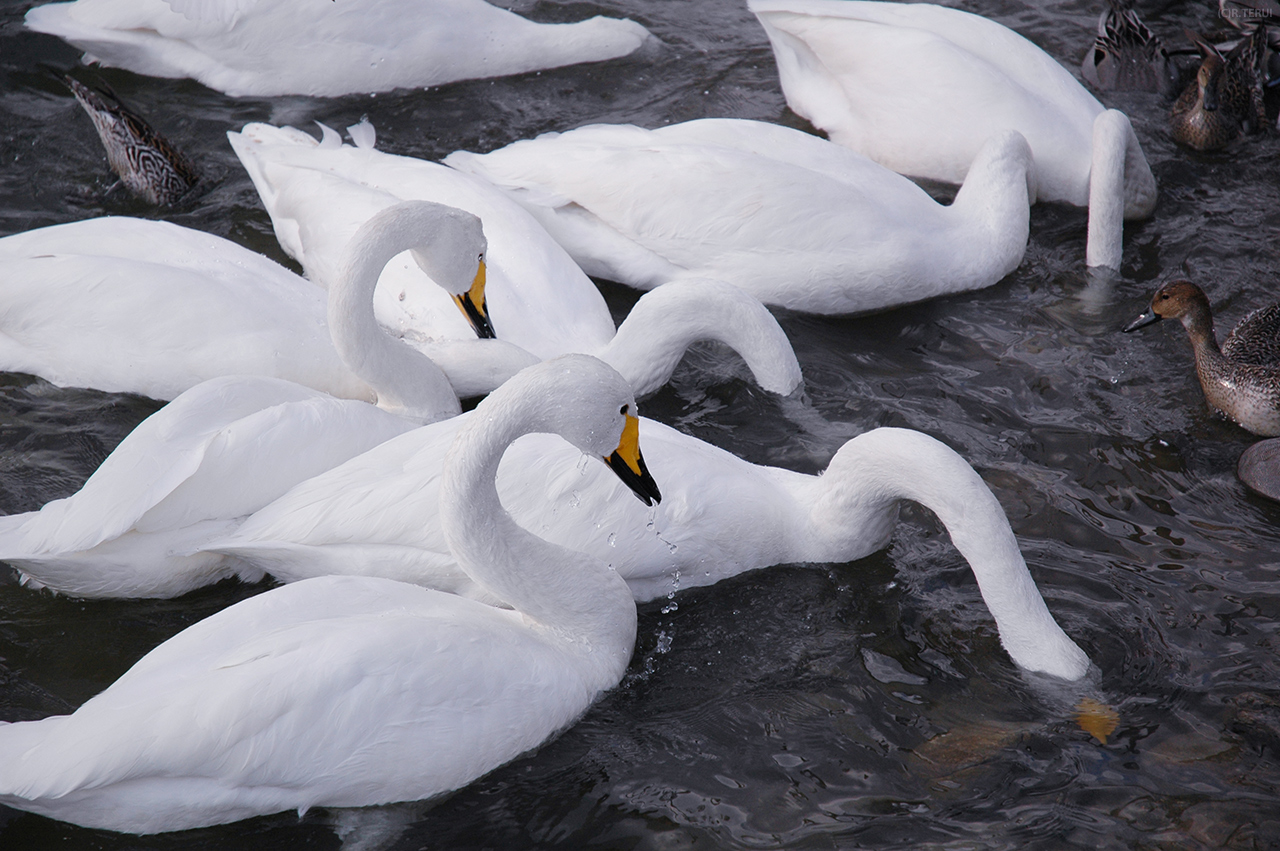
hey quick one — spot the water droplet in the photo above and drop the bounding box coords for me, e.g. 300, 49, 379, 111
607, 532, 617, 548
568, 491, 580, 509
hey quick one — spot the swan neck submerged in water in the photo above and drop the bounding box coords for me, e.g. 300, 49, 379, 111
1087, 109, 1155, 271
600, 277, 804, 396
807, 428, 1091, 680
330, 201, 478, 422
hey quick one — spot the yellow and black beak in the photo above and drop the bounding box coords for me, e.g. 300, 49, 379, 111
451, 260, 496, 339
605, 413, 662, 506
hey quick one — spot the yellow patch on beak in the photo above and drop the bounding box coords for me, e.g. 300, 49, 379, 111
451, 260, 495, 339
605, 413, 662, 506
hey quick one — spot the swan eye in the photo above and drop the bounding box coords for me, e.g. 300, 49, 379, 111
620, 404, 628, 416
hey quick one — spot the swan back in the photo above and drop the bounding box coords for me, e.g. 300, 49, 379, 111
446, 119, 1033, 313
749, 0, 1099, 203
25, 0, 651, 97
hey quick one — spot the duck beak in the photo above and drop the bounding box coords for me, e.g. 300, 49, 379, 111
605, 413, 662, 506
1123, 307, 1161, 332
451, 260, 496, 339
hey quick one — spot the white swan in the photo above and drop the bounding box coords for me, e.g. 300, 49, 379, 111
443, 118, 1035, 314
0, 355, 660, 834
0, 207, 527, 401
747, 0, 1157, 271
24, 0, 651, 97
229, 122, 803, 395
0, 201, 487, 599
207, 412, 1089, 680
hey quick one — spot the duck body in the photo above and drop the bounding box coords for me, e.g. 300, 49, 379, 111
25, 0, 651, 97
0, 355, 653, 833
230, 122, 802, 394
444, 119, 1035, 315
64, 76, 199, 204
748, 0, 1156, 270
1125, 280, 1280, 435
209, 419, 1089, 680
1081, 2, 1178, 96
1170, 27, 1270, 151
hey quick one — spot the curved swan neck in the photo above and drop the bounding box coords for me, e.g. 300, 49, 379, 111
1086, 109, 1156, 271
438, 368, 637, 663
948, 130, 1034, 272
600, 278, 803, 396
814, 428, 1090, 680
331, 204, 464, 424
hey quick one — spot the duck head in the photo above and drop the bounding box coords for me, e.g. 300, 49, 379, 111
1123, 279, 1212, 331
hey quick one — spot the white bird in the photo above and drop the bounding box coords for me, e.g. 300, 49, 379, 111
0, 206, 524, 402
443, 118, 1036, 315
229, 121, 803, 395
24, 0, 651, 97
0, 201, 489, 599
0, 355, 661, 834
747, 0, 1157, 271
207, 412, 1089, 680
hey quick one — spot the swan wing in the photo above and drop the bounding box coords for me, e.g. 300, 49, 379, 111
0, 218, 368, 401
3, 377, 415, 558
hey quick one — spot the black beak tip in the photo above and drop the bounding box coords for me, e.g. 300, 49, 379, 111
463, 299, 497, 339
606, 452, 662, 506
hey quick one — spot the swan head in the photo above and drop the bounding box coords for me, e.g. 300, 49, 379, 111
1123, 279, 1211, 332
502, 355, 662, 506
402, 204, 494, 339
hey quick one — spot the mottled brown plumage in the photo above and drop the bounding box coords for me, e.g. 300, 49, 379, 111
1081, 2, 1178, 96
1169, 27, 1270, 151
65, 76, 199, 205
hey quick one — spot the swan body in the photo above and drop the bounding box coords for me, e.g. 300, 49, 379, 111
24, 0, 651, 97
444, 118, 1035, 314
1125, 279, 1280, 435
230, 122, 802, 394
209, 419, 1089, 680
0, 208, 520, 401
0, 201, 492, 599
0, 355, 657, 833
748, 0, 1157, 270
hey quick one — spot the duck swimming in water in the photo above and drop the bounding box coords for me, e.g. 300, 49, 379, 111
1170, 26, 1271, 151
64, 76, 198, 204
1124, 279, 1280, 436
1081, 0, 1178, 96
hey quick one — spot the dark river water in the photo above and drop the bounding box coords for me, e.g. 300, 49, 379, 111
3, 0, 1280, 847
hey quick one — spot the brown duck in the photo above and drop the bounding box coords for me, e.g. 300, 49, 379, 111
64, 76, 199, 205
1169, 26, 1271, 151
1125, 280, 1280, 436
